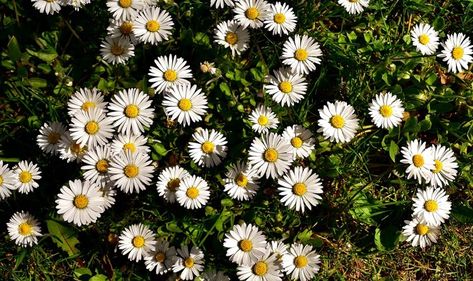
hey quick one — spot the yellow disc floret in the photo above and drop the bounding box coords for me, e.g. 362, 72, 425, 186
416, 223, 429, 235
433, 160, 443, 173
452, 47, 464, 60
18, 222, 33, 236
124, 164, 139, 178
273, 13, 286, 24
132, 235, 145, 248
278, 81, 293, 93
119, 0, 132, 8
379, 105, 393, 117
186, 187, 199, 199
47, 132, 61, 144
123, 143, 136, 153
125, 104, 140, 118
85, 121, 99, 135
146, 20, 160, 32
167, 178, 180, 192
294, 48, 308, 61
95, 159, 109, 173
163, 69, 178, 82
252, 261, 268, 276
19, 171, 32, 184
239, 239, 253, 252
294, 255, 308, 268
178, 98, 192, 111
257, 115, 269, 126
225, 32, 238, 45
330, 115, 345, 129
184, 257, 194, 268
264, 148, 278, 162
291, 136, 303, 148
245, 7, 259, 20
201, 141, 215, 154
73, 194, 89, 209
418, 34, 430, 45
412, 154, 424, 168
293, 183, 307, 196
81, 101, 96, 111
235, 173, 248, 187
155, 252, 166, 263
424, 200, 439, 212
120, 21, 133, 35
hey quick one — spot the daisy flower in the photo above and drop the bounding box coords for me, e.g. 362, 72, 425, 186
55, 179, 106, 226
173, 245, 205, 280
210, 0, 234, 9
37, 121, 67, 155
109, 151, 154, 193
214, 20, 250, 57
224, 161, 260, 201
81, 146, 115, 185
248, 132, 293, 179
111, 133, 150, 155
100, 182, 117, 210
267, 240, 288, 268
282, 243, 321, 281
410, 23, 439, 55
107, 19, 137, 43
100, 36, 135, 65
317, 100, 359, 143
70, 107, 114, 149
400, 139, 435, 184
156, 166, 190, 203
61, 0, 91, 10
162, 84, 208, 127
249, 105, 279, 134
106, 0, 144, 21
144, 238, 177, 275
188, 128, 228, 167
6, 211, 42, 247
338, 0, 369, 14
438, 33, 473, 73
281, 34, 322, 75
118, 223, 156, 262
402, 217, 440, 249
368, 92, 405, 129
264, 2, 297, 36
233, 0, 270, 29
148, 54, 193, 94
32, 0, 62, 15
133, 6, 174, 45
107, 88, 155, 136
0, 161, 15, 200
223, 222, 267, 266
201, 270, 230, 281
264, 67, 307, 107
412, 187, 451, 226
236, 248, 282, 281
58, 131, 88, 163
175, 175, 210, 209
281, 125, 315, 160
428, 144, 458, 188
13, 161, 41, 194
67, 88, 107, 118
200, 61, 218, 75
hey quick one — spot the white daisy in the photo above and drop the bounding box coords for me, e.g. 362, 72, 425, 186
236, 248, 282, 281
428, 144, 458, 188
37, 121, 67, 155
109, 151, 154, 193
81, 146, 115, 185
32, 0, 62, 15
118, 223, 156, 262
107, 19, 137, 44
264, 2, 297, 36
144, 238, 177, 275
61, 0, 91, 10
70, 107, 114, 149
233, 0, 270, 29
317, 100, 359, 143
6, 211, 42, 247
214, 20, 250, 57
188, 128, 228, 167
200, 61, 218, 75
99, 182, 117, 210
282, 243, 321, 281
67, 88, 107, 118
267, 240, 288, 269
148, 54, 193, 94
100, 36, 135, 65
438, 33, 473, 73
133, 6, 174, 45
410, 23, 439, 55
402, 217, 440, 249
224, 161, 260, 201
281, 125, 315, 160
249, 105, 279, 134
412, 187, 451, 226
162, 84, 208, 127
55, 179, 106, 226
173, 245, 205, 281
0, 161, 15, 200
368, 92, 405, 129
201, 270, 230, 281
400, 139, 435, 184
264, 67, 307, 107
210, 0, 234, 9
156, 166, 190, 203
338, 0, 369, 14
106, 0, 144, 21
13, 161, 41, 194
175, 175, 210, 209
111, 133, 150, 155
281, 34, 322, 75
248, 132, 293, 179
107, 88, 155, 135
58, 131, 88, 163
223, 222, 267, 266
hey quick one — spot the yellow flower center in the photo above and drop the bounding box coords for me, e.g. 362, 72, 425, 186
85, 121, 99, 135
167, 178, 180, 192
264, 148, 278, 162
253, 261, 268, 276
186, 187, 199, 199
146, 20, 160, 32
119, 0, 132, 8
178, 98, 192, 111
412, 154, 424, 168
123, 143, 136, 153
294, 255, 308, 268
273, 13, 286, 24
379, 105, 393, 117
257, 115, 269, 126
239, 239, 253, 252
119, 21, 133, 35
155, 252, 166, 263
418, 34, 430, 45
201, 141, 215, 154
291, 136, 303, 148
349, 0, 359, 2
18, 223, 33, 236
293, 183, 307, 196
124, 164, 139, 178
73, 194, 89, 209
0, 175, 3, 185
235, 173, 248, 187
278, 81, 293, 93
19, 171, 32, 183
95, 159, 109, 173
330, 115, 345, 129
124, 104, 139, 118
245, 7, 259, 20
424, 200, 439, 212
81, 101, 96, 111
433, 160, 443, 173
132, 235, 145, 248
416, 223, 429, 235
111, 44, 124, 56
225, 32, 238, 45
294, 48, 308, 61
163, 69, 178, 82
452, 47, 464, 60
71, 143, 83, 154
47, 132, 61, 144
184, 257, 194, 268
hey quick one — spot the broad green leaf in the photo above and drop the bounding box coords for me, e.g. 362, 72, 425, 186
46, 219, 80, 256
374, 225, 400, 251
151, 142, 167, 157
7, 36, 21, 61
89, 274, 108, 281
74, 267, 92, 278
389, 141, 398, 162
219, 82, 231, 96
29, 77, 48, 88
26, 48, 57, 63
451, 205, 473, 224
166, 221, 183, 233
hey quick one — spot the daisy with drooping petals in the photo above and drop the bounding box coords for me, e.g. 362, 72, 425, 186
248, 132, 293, 179
70, 107, 114, 148
267, 240, 288, 269
249, 105, 279, 134
55, 179, 106, 226
67, 88, 107, 117
148, 54, 193, 94
223, 222, 267, 266
106, 0, 144, 21
111, 133, 150, 155
0, 161, 15, 200
37, 121, 67, 155
13, 161, 41, 194
402, 217, 440, 249
281, 34, 322, 75
133, 6, 174, 45
81, 146, 115, 185
32, 0, 62, 15
214, 20, 250, 57
162, 84, 208, 127
368, 92, 405, 129
438, 33, 473, 73
188, 128, 228, 167
156, 166, 190, 203
282, 243, 320, 281
338, 0, 369, 14
108, 88, 155, 135
428, 144, 458, 188
100, 36, 135, 65
173, 245, 205, 281
7, 211, 42, 247
233, 0, 270, 29
144, 238, 177, 275
281, 125, 315, 160
99, 182, 117, 210
58, 131, 88, 163
176, 175, 210, 209
224, 161, 260, 201
264, 67, 307, 107
237, 248, 282, 281
400, 139, 435, 184
410, 23, 439, 55
107, 19, 137, 43
210, 0, 234, 9
264, 2, 297, 36
118, 223, 156, 262
412, 187, 451, 226
317, 100, 359, 143
109, 151, 154, 193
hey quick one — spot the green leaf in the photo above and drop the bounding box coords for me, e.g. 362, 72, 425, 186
166, 221, 183, 233
89, 274, 108, 281
221, 198, 234, 207
451, 205, 473, 224
296, 229, 313, 243
46, 220, 80, 256
425, 73, 437, 85
7, 36, 21, 61
14, 248, 28, 270
219, 82, 231, 96
388, 141, 398, 162
348, 191, 379, 225
151, 142, 167, 157
26, 48, 57, 63
215, 210, 233, 232
29, 77, 48, 88
74, 268, 92, 278
374, 225, 400, 251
